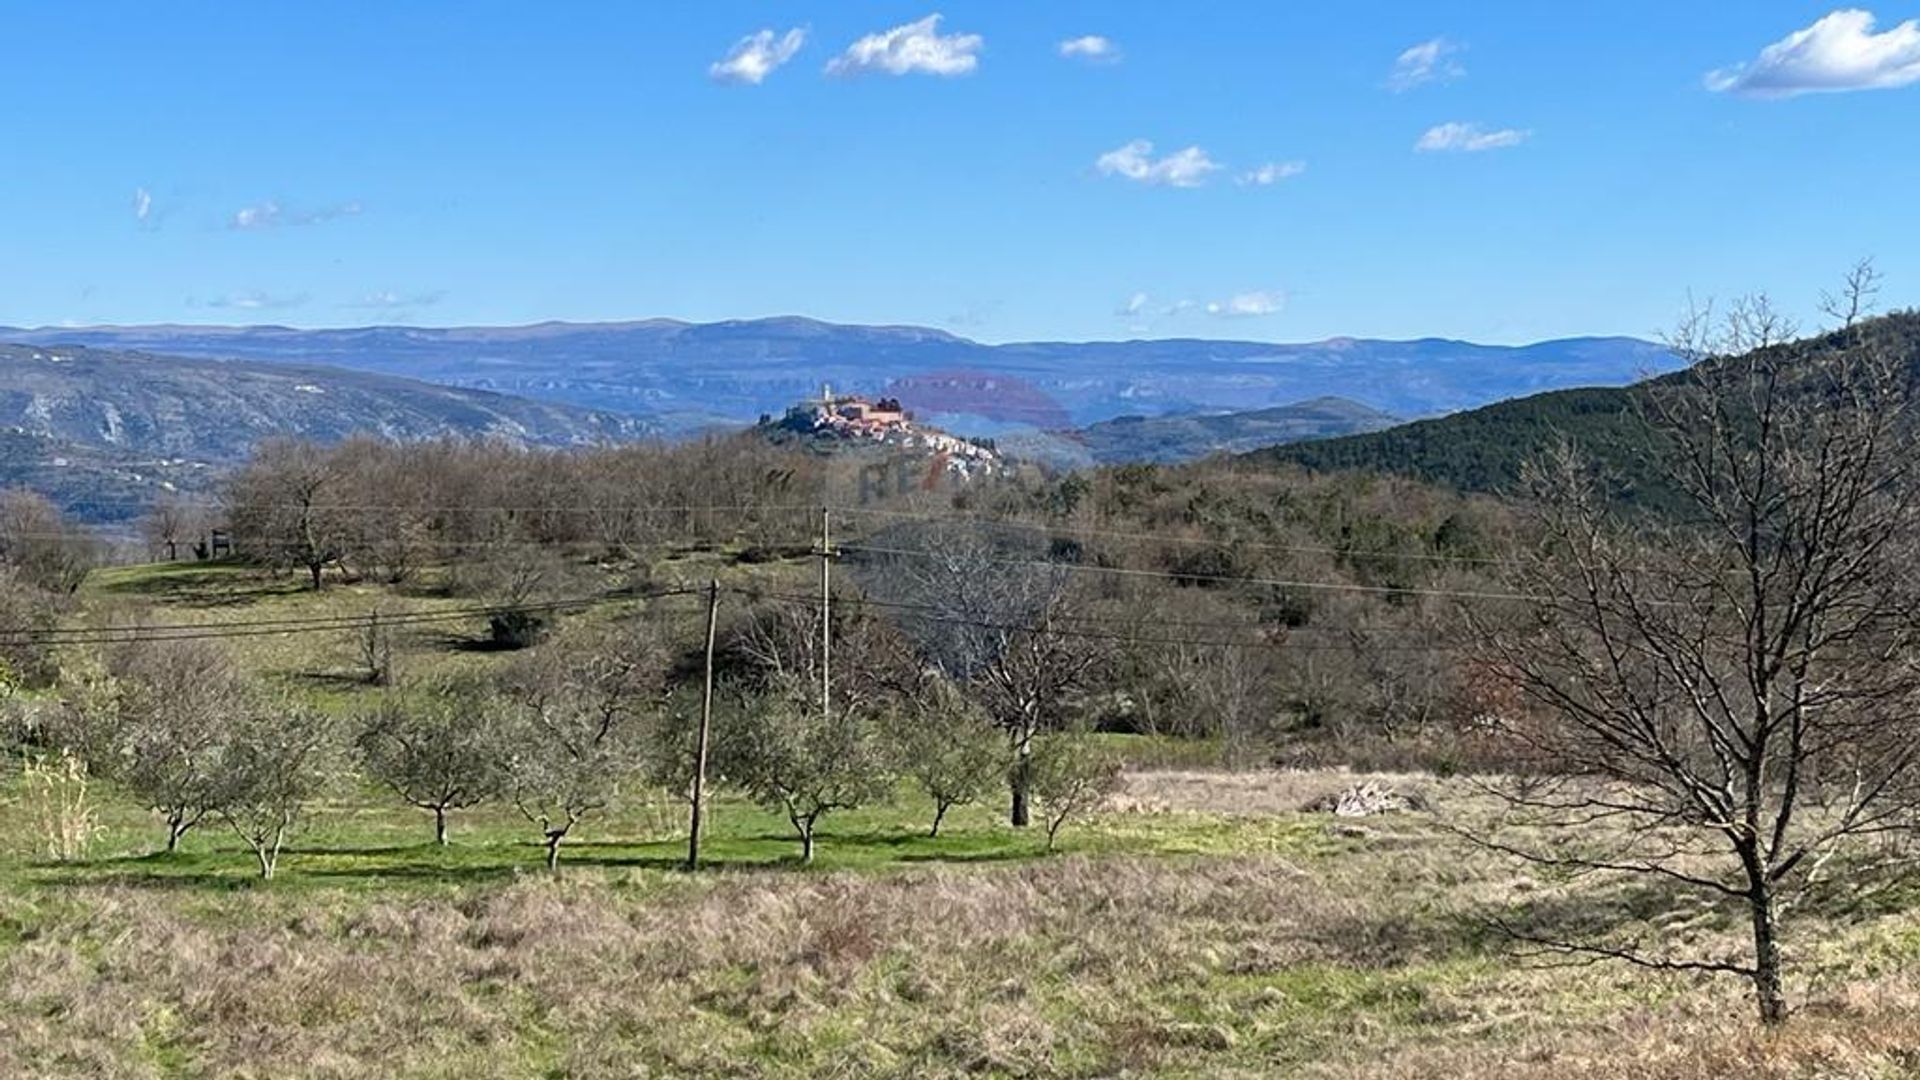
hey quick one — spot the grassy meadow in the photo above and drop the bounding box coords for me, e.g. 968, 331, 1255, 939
3, 560, 1920, 1077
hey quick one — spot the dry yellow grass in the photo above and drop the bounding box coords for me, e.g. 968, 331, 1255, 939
3, 768, 1919, 1077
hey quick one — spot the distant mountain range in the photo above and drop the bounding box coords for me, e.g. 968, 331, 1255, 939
0, 343, 656, 523
0, 318, 1675, 431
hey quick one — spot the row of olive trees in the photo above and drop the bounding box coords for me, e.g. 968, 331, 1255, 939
47, 609, 1120, 877
53, 640, 332, 878
360, 614, 1119, 868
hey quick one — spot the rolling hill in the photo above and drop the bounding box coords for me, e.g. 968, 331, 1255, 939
1253, 311, 1920, 507
0, 344, 659, 523
0, 319, 1675, 430
1071, 396, 1399, 464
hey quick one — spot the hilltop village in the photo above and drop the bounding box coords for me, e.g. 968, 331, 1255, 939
769, 384, 1001, 476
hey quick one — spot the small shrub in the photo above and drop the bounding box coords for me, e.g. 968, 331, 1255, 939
1029, 731, 1122, 852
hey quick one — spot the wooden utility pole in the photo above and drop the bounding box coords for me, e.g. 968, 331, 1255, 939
820, 506, 832, 720
685, 578, 720, 871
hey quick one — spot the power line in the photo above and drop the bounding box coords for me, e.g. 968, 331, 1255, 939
0, 587, 699, 646
835, 542, 1548, 604
831, 503, 1516, 568
734, 586, 1474, 655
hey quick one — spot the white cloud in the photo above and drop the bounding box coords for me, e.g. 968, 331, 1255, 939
1388, 36, 1465, 91
827, 14, 982, 77
231, 201, 280, 229
347, 290, 445, 310
1414, 121, 1530, 152
1116, 292, 1149, 317
132, 187, 153, 222
1095, 140, 1221, 188
709, 27, 807, 85
1059, 35, 1119, 63
1206, 290, 1285, 318
1707, 9, 1920, 97
203, 290, 308, 311
230, 199, 363, 230
1238, 161, 1306, 186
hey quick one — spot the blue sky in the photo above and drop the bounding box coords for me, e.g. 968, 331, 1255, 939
3, 2, 1917, 344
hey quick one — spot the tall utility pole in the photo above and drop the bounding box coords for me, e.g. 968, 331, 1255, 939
686, 578, 720, 871
819, 506, 832, 721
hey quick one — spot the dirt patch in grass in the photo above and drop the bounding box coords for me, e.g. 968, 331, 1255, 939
1111, 767, 1457, 818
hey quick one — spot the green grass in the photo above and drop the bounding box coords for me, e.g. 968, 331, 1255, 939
7, 559, 1920, 1077
25, 559, 1286, 895
0, 767, 1324, 897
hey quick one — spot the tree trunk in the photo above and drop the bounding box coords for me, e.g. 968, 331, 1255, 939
434, 806, 449, 846
164, 812, 189, 853
308, 562, 324, 590
798, 817, 816, 864
1749, 885, 1788, 1025
545, 829, 565, 873
255, 836, 280, 880
1010, 723, 1034, 828
930, 801, 949, 838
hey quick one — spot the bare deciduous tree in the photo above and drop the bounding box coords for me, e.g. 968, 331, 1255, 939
225, 439, 353, 590
0, 489, 94, 594
853, 523, 1099, 826
1472, 270, 1920, 1025
140, 492, 204, 562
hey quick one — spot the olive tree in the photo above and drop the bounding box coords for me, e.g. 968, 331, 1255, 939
213, 702, 337, 880
1028, 728, 1122, 851
357, 678, 512, 845
498, 619, 665, 870
56, 638, 251, 853
721, 677, 894, 864
890, 675, 1004, 837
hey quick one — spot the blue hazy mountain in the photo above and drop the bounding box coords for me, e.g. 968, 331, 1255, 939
0, 319, 1675, 431
0, 343, 659, 523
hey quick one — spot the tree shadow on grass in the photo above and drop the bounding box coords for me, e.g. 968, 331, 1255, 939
23, 825, 1057, 893
1460, 874, 1748, 966
96, 565, 306, 609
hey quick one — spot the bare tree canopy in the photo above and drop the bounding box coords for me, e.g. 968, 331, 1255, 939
848, 521, 1100, 827
1473, 266, 1920, 1024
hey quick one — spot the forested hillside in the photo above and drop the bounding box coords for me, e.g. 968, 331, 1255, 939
1255, 310, 1920, 509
